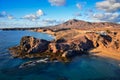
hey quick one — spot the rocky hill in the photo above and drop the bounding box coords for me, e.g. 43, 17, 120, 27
48, 19, 120, 30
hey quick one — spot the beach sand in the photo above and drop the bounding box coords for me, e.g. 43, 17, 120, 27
90, 48, 120, 61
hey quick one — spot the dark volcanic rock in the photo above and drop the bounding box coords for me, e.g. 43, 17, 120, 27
19, 58, 50, 68
62, 50, 82, 58
49, 43, 70, 53
9, 36, 50, 58
20, 36, 50, 53
78, 36, 94, 51
49, 36, 93, 58
9, 35, 94, 59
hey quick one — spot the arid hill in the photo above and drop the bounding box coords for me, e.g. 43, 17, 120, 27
47, 19, 120, 30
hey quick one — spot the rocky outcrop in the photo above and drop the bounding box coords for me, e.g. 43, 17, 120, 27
87, 32, 120, 52
108, 33, 120, 51
9, 36, 50, 58
20, 36, 50, 53
95, 34, 112, 48
9, 35, 93, 59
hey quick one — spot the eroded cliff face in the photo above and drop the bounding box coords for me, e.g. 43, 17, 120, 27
85, 32, 120, 55
86, 31, 120, 61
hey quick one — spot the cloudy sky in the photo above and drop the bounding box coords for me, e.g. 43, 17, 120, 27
0, 0, 120, 28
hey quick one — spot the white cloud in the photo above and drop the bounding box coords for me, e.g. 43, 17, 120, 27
76, 3, 82, 10
92, 0, 120, 23
48, 0, 66, 6
0, 20, 41, 28
92, 12, 120, 23
42, 18, 64, 26
36, 9, 44, 17
42, 19, 57, 23
8, 15, 14, 20
22, 9, 44, 21
96, 0, 120, 12
22, 14, 39, 21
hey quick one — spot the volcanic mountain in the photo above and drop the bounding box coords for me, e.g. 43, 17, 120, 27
49, 19, 120, 30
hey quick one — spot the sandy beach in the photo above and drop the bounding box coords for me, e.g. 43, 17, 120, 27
90, 48, 120, 61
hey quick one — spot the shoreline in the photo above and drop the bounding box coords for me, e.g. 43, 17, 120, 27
2, 27, 119, 63
90, 48, 120, 61
5, 20, 120, 63
35, 28, 120, 62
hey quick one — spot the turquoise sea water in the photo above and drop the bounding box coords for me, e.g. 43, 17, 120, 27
0, 30, 120, 80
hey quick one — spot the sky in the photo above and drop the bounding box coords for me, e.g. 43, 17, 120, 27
0, 0, 120, 28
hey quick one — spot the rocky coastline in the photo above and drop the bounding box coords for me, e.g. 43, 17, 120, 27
9, 36, 89, 61
9, 19, 120, 66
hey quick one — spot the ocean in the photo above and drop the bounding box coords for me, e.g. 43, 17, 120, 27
0, 30, 120, 80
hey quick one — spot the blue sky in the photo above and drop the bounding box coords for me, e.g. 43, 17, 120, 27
0, 0, 120, 28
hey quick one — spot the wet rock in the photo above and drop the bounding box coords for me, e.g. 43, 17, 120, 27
19, 61, 36, 68
19, 58, 50, 68
19, 58, 59, 68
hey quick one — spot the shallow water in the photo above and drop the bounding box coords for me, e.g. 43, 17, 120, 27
0, 30, 120, 80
